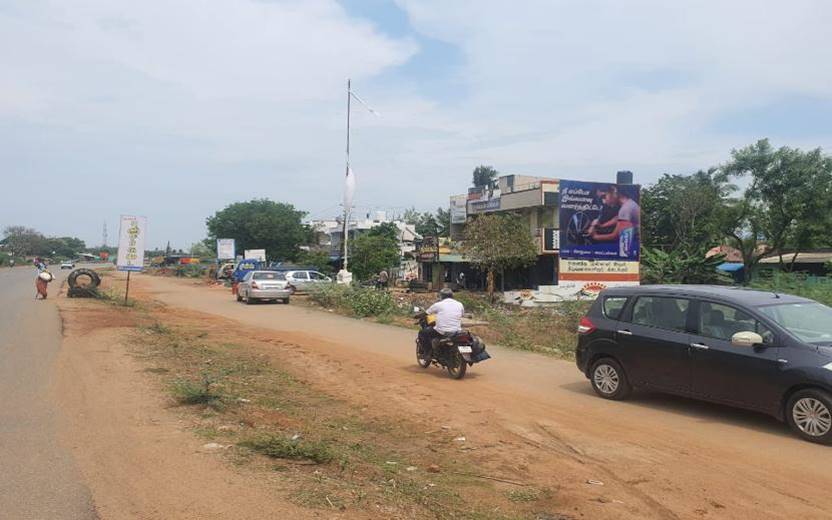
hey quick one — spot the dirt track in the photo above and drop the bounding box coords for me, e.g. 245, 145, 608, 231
64, 273, 832, 519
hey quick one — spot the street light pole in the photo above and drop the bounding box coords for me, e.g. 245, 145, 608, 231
342, 78, 351, 272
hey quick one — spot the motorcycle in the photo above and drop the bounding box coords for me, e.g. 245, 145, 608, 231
413, 306, 491, 380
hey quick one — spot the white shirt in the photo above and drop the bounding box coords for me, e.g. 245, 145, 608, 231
427, 298, 464, 334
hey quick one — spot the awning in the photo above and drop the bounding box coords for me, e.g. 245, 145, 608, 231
438, 254, 467, 263
717, 262, 745, 272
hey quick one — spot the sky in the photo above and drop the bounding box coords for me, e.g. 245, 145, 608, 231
2, 0, 831, 250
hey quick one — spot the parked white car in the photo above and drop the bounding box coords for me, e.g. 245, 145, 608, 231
237, 271, 292, 304
282, 270, 332, 292
60, 260, 75, 270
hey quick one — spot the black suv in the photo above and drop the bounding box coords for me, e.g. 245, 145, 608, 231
576, 285, 832, 444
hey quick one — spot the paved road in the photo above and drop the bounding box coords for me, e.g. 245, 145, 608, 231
0, 266, 97, 519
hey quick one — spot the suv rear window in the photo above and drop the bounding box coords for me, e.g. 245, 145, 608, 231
602, 297, 628, 319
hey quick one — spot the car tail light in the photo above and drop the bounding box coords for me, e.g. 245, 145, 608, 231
577, 316, 596, 334
251, 281, 259, 289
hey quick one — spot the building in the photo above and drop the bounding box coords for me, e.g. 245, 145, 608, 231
418, 172, 642, 303
310, 211, 420, 266
419, 174, 561, 290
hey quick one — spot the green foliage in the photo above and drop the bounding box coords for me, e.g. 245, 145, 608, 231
402, 207, 449, 237
751, 271, 832, 306
205, 199, 309, 262
170, 375, 225, 408
366, 221, 400, 241
189, 241, 215, 259
641, 247, 732, 285
173, 264, 207, 278
1, 226, 86, 258
296, 249, 333, 274
239, 434, 334, 464
641, 168, 737, 251
349, 233, 399, 281
462, 213, 538, 298
472, 165, 498, 188
309, 284, 398, 317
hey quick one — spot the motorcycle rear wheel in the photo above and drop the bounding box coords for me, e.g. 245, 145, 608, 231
446, 352, 467, 380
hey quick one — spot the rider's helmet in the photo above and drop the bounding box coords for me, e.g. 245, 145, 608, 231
439, 287, 454, 300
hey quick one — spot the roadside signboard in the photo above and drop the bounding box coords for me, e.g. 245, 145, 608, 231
558, 180, 640, 261
244, 249, 266, 261
216, 238, 235, 260
116, 215, 147, 272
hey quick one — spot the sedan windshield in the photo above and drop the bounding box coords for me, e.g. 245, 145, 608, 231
758, 302, 832, 344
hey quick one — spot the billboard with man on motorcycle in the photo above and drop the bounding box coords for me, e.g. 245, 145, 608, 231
558, 180, 641, 261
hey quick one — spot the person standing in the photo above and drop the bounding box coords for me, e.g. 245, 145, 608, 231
377, 269, 389, 289
457, 271, 466, 290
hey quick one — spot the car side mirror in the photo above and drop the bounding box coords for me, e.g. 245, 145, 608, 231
731, 331, 764, 348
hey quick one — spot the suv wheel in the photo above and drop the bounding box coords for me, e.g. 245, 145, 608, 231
787, 389, 832, 444
590, 358, 631, 400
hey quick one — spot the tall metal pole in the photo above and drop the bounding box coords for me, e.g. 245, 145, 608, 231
342, 78, 352, 272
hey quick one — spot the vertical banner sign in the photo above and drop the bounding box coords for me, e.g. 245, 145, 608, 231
116, 215, 147, 271
216, 238, 235, 260
559, 180, 641, 261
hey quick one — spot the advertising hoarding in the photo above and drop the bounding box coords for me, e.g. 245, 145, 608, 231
116, 215, 147, 272
216, 238, 235, 260
244, 249, 266, 261
558, 258, 639, 281
559, 180, 640, 261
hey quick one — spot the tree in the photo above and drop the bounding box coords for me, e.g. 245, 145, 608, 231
462, 213, 538, 301
190, 241, 215, 259
641, 168, 737, 251
472, 165, 498, 188
2, 226, 45, 256
402, 207, 448, 237
205, 199, 309, 262
349, 234, 399, 281
435, 207, 451, 238
722, 139, 832, 274
296, 249, 334, 274
367, 222, 400, 242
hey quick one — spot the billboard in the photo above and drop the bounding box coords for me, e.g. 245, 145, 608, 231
559, 180, 640, 261
116, 215, 147, 272
244, 249, 266, 261
216, 238, 235, 260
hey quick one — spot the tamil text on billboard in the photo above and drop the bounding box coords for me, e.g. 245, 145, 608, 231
116, 215, 147, 272
559, 180, 640, 261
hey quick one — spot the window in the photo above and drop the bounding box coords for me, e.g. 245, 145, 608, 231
253, 272, 285, 280
309, 271, 325, 280
631, 296, 690, 332
242, 272, 253, 281
759, 302, 832, 344
292, 271, 309, 280
699, 302, 774, 344
602, 297, 628, 320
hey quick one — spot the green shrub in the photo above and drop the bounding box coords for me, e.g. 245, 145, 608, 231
239, 434, 333, 464
309, 284, 397, 317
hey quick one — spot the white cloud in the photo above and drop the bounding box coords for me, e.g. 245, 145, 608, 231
2, 0, 831, 246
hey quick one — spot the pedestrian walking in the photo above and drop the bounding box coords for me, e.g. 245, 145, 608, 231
457, 271, 466, 290
35, 271, 53, 299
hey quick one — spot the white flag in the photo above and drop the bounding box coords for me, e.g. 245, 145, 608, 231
344, 166, 356, 210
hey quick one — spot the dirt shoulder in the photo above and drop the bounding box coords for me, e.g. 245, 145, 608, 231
56, 272, 832, 519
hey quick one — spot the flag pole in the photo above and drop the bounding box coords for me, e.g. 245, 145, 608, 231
342, 78, 351, 272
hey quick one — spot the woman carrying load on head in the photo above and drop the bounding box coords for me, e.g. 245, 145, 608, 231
35, 270, 53, 299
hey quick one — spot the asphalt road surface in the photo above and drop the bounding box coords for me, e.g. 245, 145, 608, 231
0, 266, 97, 519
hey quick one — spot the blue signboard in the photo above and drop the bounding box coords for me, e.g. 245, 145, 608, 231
559, 180, 641, 261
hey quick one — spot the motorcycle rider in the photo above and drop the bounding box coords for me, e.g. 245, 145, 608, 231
418, 287, 464, 357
